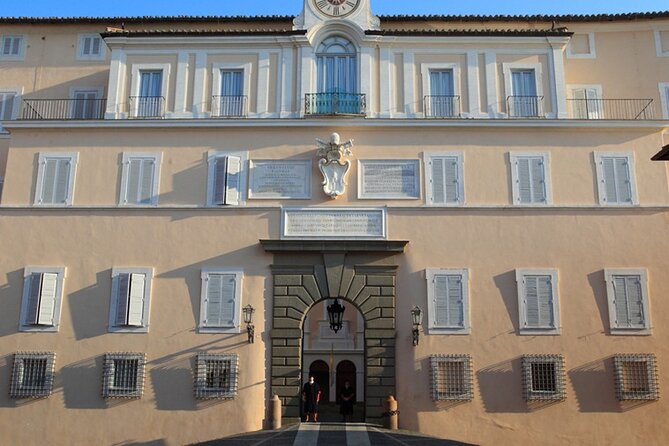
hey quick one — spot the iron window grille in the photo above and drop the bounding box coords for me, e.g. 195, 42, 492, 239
195, 353, 239, 399
614, 354, 659, 401
430, 355, 473, 401
10, 352, 56, 398
102, 353, 146, 399
522, 354, 566, 401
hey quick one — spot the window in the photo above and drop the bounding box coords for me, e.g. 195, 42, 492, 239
195, 353, 239, 399
109, 268, 153, 332
206, 151, 247, 206
34, 152, 78, 206
102, 353, 146, 398
130, 64, 169, 118
119, 153, 161, 205
199, 270, 243, 333
311, 36, 362, 115
569, 85, 602, 119
522, 355, 566, 401
19, 267, 66, 332
77, 34, 104, 60
70, 88, 104, 119
566, 33, 596, 59
424, 152, 464, 205
10, 352, 56, 398
426, 269, 469, 334
211, 63, 250, 118
430, 355, 473, 401
659, 83, 669, 119
503, 63, 543, 117
1, 35, 25, 60
655, 30, 669, 57
0, 90, 19, 123
509, 153, 550, 205
421, 63, 461, 118
613, 354, 659, 401
516, 269, 560, 335
594, 152, 637, 205
604, 269, 651, 335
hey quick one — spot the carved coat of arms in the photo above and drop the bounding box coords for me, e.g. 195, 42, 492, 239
316, 133, 354, 199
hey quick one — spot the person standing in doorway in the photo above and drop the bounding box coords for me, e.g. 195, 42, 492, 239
339, 380, 355, 422
302, 376, 321, 422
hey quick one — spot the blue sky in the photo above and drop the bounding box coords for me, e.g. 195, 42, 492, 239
1, 0, 667, 18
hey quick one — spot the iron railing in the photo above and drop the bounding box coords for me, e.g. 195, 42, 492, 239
507, 96, 544, 118
20, 98, 107, 120
211, 95, 247, 118
567, 98, 654, 120
129, 96, 165, 119
424, 95, 461, 118
305, 92, 366, 116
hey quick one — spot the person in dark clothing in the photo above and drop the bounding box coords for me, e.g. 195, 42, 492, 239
302, 376, 321, 422
339, 380, 355, 422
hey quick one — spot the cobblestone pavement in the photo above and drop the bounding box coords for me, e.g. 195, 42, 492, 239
195, 423, 477, 446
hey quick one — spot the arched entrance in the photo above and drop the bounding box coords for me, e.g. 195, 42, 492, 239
309, 360, 330, 403
336, 360, 356, 404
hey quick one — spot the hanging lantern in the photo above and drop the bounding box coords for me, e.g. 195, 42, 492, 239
327, 298, 346, 333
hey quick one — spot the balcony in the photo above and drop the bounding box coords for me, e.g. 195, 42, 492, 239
304, 92, 366, 117
567, 99, 655, 120
211, 95, 247, 118
507, 96, 544, 118
424, 95, 461, 118
20, 98, 107, 120
129, 96, 165, 119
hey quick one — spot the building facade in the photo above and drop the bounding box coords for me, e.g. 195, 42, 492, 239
1, 0, 669, 444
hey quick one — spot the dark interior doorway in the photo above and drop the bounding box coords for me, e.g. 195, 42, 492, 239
309, 360, 330, 403
336, 360, 356, 403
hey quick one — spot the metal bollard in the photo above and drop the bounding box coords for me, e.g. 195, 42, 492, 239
271, 394, 282, 430
385, 395, 398, 430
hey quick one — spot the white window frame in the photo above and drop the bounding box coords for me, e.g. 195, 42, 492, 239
108, 267, 154, 333
0, 35, 26, 60
34, 152, 78, 206
566, 32, 597, 59
76, 34, 105, 61
118, 152, 162, 206
659, 82, 669, 119
426, 268, 470, 335
654, 30, 669, 57
502, 62, 545, 117
357, 159, 421, 200
19, 267, 66, 332
130, 63, 171, 117
604, 268, 651, 335
211, 62, 252, 116
516, 268, 560, 335
199, 269, 243, 334
424, 151, 465, 206
206, 150, 248, 206
0, 88, 22, 123
509, 152, 551, 205
594, 152, 638, 206
420, 62, 462, 117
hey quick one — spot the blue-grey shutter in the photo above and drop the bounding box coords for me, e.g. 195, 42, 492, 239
602, 157, 632, 204
139, 159, 155, 204
126, 158, 155, 204
213, 157, 228, 205
613, 275, 644, 328
224, 156, 241, 206
602, 157, 618, 203
524, 276, 540, 327
41, 159, 58, 203
53, 159, 71, 204
205, 274, 236, 327
431, 158, 445, 204
431, 156, 459, 204
0, 92, 16, 120
433, 274, 464, 328
126, 273, 146, 326
614, 158, 632, 203
91, 37, 101, 55
36, 273, 58, 325
517, 158, 532, 203
524, 275, 554, 328
434, 276, 449, 327
82, 37, 92, 55
26, 273, 43, 325
115, 273, 131, 325
530, 158, 546, 203
11, 37, 20, 55
2, 37, 11, 55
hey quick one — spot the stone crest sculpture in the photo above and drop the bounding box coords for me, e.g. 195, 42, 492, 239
316, 133, 354, 199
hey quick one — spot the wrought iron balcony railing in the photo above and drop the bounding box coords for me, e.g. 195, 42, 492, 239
567, 98, 654, 120
129, 96, 165, 119
305, 92, 366, 116
20, 98, 107, 120
424, 95, 461, 118
507, 96, 545, 118
211, 95, 248, 118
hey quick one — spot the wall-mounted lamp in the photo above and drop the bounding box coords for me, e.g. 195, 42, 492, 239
243, 304, 255, 344
327, 298, 346, 333
411, 306, 423, 346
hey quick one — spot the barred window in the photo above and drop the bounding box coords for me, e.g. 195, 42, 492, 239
614, 354, 659, 401
10, 352, 56, 398
430, 355, 473, 401
195, 353, 239, 399
522, 355, 566, 401
102, 353, 146, 399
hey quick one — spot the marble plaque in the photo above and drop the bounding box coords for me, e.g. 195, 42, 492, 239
358, 160, 420, 199
248, 160, 312, 199
282, 208, 387, 239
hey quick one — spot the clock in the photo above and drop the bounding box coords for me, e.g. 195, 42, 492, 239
313, 0, 361, 18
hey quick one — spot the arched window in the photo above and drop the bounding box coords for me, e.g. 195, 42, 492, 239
316, 36, 357, 94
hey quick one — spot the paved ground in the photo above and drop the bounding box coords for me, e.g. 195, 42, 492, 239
195, 423, 477, 446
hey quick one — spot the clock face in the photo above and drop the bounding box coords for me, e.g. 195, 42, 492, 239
314, 0, 361, 18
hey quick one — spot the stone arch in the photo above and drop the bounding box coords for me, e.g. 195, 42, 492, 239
262, 240, 406, 425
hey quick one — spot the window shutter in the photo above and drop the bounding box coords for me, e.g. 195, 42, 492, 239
126, 273, 146, 327
524, 276, 540, 327
26, 273, 43, 325
224, 156, 242, 206
36, 273, 58, 325
213, 157, 228, 205
92, 37, 101, 55
430, 156, 460, 204
53, 159, 71, 204
41, 159, 58, 203
613, 276, 631, 328
613, 275, 644, 328
517, 158, 532, 203
431, 158, 445, 203
530, 158, 546, 203
82, 37, 92, 55
11, 37, 20, 55
447, 275, 464, 327
126, 158, 155, 204
602, 158, 617, 202
205, 274, 236, 327
114, 273, 131, 325
0, 92, 16, 120
537, 276, 554, 327
625, 276, 645, 327
139, 159, 155, 204
433, 276, 449, 327
614, 158, 632, 203
433, 275, 463, 328
601, 157, 632, 204
2, 37, 11, 55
